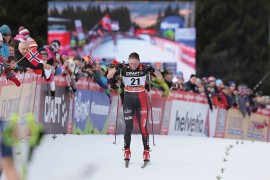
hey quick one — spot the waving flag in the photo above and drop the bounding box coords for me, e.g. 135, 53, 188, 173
87, 50, 94, 65
25, 49, 43, 67
99, 14, 112, 31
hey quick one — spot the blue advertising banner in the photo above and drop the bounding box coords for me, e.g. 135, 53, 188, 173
90, 91, 110, 133
160, 16, 185, 40
73, 89, 91, 132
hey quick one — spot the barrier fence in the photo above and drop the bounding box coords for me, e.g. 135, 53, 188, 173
1, 71, 269, 142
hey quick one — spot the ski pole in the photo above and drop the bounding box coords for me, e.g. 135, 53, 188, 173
252, 69, 270, 92
148, 72, 156, 146
113, 68, 122, 145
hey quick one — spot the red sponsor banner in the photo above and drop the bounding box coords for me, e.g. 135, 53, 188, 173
151, 36, 196, 68
135, 29, 156, 37
48, 31, 70, 49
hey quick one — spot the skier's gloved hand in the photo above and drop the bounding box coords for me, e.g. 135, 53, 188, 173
22, 66, 27, 73
51, 91, 55, 100
117, 61, 125, 70
18, 66, 27, 73
145, 64, 155, 73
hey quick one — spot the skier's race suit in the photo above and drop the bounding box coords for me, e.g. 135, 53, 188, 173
114, 64, 154, 150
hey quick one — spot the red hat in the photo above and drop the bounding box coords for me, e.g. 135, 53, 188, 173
112, 59, 119, 65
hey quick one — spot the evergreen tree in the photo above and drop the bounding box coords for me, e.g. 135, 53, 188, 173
196, 0, 270, 93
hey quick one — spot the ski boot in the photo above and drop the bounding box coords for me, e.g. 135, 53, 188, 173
123, 148, 131, 168
143, 149, 151, 162
123, 148, 131, 160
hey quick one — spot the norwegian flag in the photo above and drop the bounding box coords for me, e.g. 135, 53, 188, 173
87, 50, 94, 65
99, 14, 112, 31
25, 49, 43, 67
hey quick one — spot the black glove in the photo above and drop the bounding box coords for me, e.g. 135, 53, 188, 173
51, 91, 55, 100
14, 67, 19, 73
18, 66, 27, 73
117, 62, 124, 70
0, 63, 4, 76
145, 64, 155, 73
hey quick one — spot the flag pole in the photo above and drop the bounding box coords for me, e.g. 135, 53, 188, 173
15, 54, 28, 65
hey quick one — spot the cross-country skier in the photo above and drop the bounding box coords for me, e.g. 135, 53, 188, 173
107, 52, 162, 164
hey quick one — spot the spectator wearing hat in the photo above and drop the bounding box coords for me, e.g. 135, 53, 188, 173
228, 81, 236, 94
184, 74, 199, 93
0, 25, 12, 62
0, 24, 12, 44
225, 81, 238, 107
0, 32, 10, 61
215, 79, 230, 109
18, 26, 38, 50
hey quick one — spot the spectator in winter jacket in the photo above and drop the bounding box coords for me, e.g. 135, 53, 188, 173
15, 41, 43, 70
215, 79, 229, 109
206, 76, 220, 108
18, 26, 38, 50
2, 56, 24, 87
8, 56, 27, 73
0, 33, 10, 61
0, 25, 12, 60
184, 74, 199, 93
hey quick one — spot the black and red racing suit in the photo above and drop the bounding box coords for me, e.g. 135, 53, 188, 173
114, 64, 154, 150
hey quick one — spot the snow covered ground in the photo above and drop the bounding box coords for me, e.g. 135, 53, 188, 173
93, 38, 195, 79
4, 134, 270, 180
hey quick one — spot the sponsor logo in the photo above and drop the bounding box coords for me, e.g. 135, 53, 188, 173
164, 42, 179, 58
74, 92, 90, 122
1, 98, 19, 119
174, 111, 204, 133
160, 22, 179, 29
44, 95, 67, 127
140, 109, 147, 114
126, 72, 140, 76
149, 107, 162, 124
124, 109, 132, 114
91, 102, 109, 115
228, 116, 243, 129
124, 116, 133, 120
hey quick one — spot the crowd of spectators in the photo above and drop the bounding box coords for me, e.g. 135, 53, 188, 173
160, 71, 270, 117
0, 23, 270, 178
0, 24, 269, 118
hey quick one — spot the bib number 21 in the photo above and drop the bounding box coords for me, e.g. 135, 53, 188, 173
131, 78, 140, 85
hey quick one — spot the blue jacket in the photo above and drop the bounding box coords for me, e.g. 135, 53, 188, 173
0, 43, 10, 58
